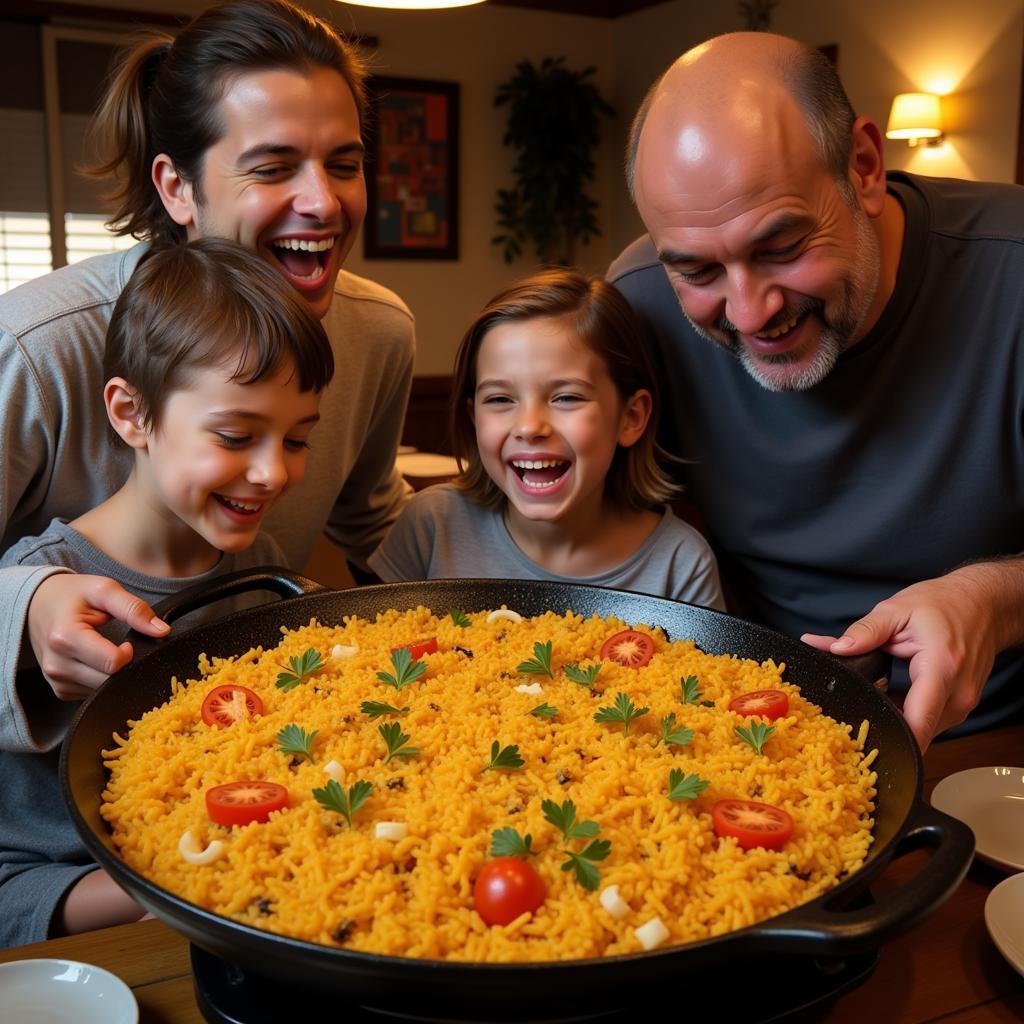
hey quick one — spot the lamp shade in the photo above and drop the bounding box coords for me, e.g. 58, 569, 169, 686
885, 92, 943, 141
337, 0, 485, 7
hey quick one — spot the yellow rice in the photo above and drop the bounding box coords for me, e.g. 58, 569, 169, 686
100, 607, 877, 962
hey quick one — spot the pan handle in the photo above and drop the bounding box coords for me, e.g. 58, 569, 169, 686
745, 801, 974, 955
832, 649, 892, 692
128, 566, 329, 657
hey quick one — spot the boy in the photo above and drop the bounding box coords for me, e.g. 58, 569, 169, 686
0, 238, 333, 945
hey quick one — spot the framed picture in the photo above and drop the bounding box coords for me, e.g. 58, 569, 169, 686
364, 76, 459, 260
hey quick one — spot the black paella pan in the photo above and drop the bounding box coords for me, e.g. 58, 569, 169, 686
61, 570, 974, 1019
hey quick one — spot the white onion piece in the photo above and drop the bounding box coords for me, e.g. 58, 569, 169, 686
375, 821, 408, 841
599, 885, 630, 920
486, 607, 522, 624
323, 759, 345, 783
634, 916, 670, 951
514, 682, 544, 695
179, 830, 225, 866
331, 643, 359, 661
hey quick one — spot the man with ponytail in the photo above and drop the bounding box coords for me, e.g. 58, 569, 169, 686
0, 0, 414, 941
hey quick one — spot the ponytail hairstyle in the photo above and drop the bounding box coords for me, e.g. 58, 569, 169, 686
83, 0, 366, 246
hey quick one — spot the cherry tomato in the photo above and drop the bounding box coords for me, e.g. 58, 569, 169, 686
474, 857, 546, 926
201, 684, 264, 728
392, 637, 439, 660
600, 629, 655, 668
728, 689, 789, 721
712, 799, 794, 851
206, 781, 288, 827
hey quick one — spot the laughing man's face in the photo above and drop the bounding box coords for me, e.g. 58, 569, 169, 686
184, 66, 366, 321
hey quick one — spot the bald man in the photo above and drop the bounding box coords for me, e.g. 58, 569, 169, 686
609, 33, 1024, 750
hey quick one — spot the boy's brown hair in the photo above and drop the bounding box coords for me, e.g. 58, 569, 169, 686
450, 268, 679, 512
104, 238, 333, 432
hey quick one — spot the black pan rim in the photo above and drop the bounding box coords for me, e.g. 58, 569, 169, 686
61, 574, 951, 988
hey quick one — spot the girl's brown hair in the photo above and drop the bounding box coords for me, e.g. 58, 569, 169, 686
83, 0, 366, 247
450, 268, 679, 512
104, 237, 333, 432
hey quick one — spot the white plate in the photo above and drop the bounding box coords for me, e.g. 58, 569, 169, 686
0, 958, 137, 1024
985, 872, 1024, 975
930, 766, 1024, 871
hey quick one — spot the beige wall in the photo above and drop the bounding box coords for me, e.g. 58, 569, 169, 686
308, 2, 617, 375
43, 0, 1024, 376
340, 0, 1024, 373
610, 0, 1024, 251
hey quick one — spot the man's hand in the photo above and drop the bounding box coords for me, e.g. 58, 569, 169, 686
27, 574, 170, 699
802, 562, 1024, 750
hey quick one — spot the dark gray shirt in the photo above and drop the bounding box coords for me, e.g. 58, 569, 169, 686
609, 172, 1024, 733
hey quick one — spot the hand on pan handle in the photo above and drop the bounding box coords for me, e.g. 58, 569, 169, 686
27, 573, 170, 700
801, 561, 1024, 751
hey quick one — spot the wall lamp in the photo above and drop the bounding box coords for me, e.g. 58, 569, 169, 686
885, 92, 944, 147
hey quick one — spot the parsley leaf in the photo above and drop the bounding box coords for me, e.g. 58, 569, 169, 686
564, 662, 602, 689
528, 703, 558, 719
667, 768, 711, 801
659, 712, 694, 748
541, 798, 599, 842
276, 723, 318, 763
275, 648, 324, 692
484, 740, 525, 772
736, 721, 776, 755
541, 799, 610, 889
450, 609, 471, 628
517, 640, 554, 678
561, 840, 611, 891
593, 692, 650, 736
490, 826, 536, 859
680, 674, 702, 705
377, 647, 428, 691
312, 778, 373, 827
378, 721, 420, 763
360, 700, 410, 720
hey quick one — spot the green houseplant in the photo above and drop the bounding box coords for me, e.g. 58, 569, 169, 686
492, 57, 614, 265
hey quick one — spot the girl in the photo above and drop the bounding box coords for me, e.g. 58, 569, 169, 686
370, 269, 724, 608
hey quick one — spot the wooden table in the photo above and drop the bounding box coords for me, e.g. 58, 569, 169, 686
4, 724, 1022, 1023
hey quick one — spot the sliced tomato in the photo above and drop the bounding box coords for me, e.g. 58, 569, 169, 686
391, 637, 438, 660
600, 629, 655, 668
474, 857, 546, 926
206, 781, 288, 827
712, 799, 794, 851
201, 684, 264, 728
728, 689, 789, 721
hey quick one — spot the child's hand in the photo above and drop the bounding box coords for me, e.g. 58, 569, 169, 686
27, 573, 170, 699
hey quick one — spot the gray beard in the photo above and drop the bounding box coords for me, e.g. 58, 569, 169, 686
682, 207, 881, 393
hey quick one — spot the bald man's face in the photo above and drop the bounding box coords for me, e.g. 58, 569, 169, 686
634, 91, 881, 392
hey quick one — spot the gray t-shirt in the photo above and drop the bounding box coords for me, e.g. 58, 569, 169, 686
0, 518, 287, 948
369, 483, 725, 609
1, 518, 287, 751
